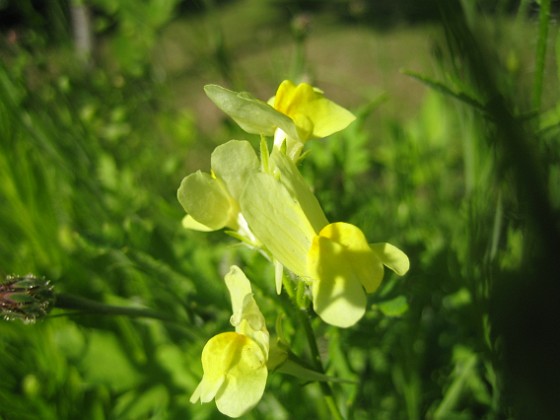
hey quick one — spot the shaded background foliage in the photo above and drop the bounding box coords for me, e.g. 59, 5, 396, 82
1, 0, 559, 419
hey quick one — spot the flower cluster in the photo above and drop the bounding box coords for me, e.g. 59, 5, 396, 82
180, 80, 409, 417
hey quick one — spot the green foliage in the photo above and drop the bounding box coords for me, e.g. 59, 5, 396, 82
92, 0, 181, 75
1, 0, 559, 418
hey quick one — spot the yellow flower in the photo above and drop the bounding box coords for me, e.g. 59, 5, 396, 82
177, 140, 261, 245
269, 80, 356, 158
307, 223, 409, 328
190, 266, 269, 418
178, 138, 409, 328
240, 148, 409, 327
203, 81, 356, 160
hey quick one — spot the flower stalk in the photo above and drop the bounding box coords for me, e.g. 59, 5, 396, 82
282, 273, 344, 419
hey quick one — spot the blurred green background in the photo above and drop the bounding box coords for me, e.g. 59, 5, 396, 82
1, 0, 559, 419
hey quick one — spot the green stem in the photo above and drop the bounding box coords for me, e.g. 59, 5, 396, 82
515, 0, 532, 22
282, 276, 344, 420
53, 293, 195, 338
533, 0, 551, 110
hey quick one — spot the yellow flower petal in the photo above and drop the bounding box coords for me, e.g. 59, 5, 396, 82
225, 265, 253, 324
308, 235, 367, 328
181, 215, 214, 232
177, 171, 238, 230
241, 172, 317, 277
211, 140, 260, 200
269, 147, 329, 233
307, 222, 385, 327
191, 332, 268, 418
370, 242, 410, 276
316, 223, 384, 293
274, 259, 284, 295
271, 80, 356, 140
225, 266, 269, 356
204, 84, 299, 140
190, 332, 237, 404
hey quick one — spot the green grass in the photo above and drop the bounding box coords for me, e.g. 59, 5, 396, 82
1, 0, 559, 419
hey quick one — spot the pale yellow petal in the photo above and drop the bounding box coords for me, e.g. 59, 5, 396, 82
177, 171, 238, 230
181, 215, 214, 232
241, 173, 316, 277
213, 334, 268, 418
317, 223, 384, 293
190, 382, 201, 404
370, 242, 410, 276
297, 94, 356, 139
274, 259, 284, 295
308, 235, 367, 328
269, 147, 329, 233
211, 140, 259, 200
225, 266, 269, 356
272, 80, 356, 140
224, 265, 253, 322
192, 332, 267, 416
204, 84, 299, 140
192, 332, 237, 404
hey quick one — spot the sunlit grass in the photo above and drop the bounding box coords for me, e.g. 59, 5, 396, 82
1, 0, 559, 418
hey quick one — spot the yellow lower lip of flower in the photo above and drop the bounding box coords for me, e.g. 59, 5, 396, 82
309, 235, 368, 328
307, 223, 385, 327
271, 80, 356, 140
191, 331, 268, 418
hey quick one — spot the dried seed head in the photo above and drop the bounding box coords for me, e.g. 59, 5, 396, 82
1, 274, 54, 324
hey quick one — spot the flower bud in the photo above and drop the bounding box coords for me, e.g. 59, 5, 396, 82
1, 274, 54, 323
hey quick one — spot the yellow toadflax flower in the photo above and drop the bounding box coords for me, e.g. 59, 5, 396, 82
204, 80, 356, 161
177, 140, 261, 246
177, 139, 409, 328
240, 146, 409, 328
307, 223, 410, 328
190, 266, 269, 418
269, 80, 356, 159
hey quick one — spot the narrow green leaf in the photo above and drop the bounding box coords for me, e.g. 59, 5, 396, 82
376, 295, 409, 317
534, 0, 551, 109
276, 358, 356, 384
402, 69, 486, 112
432, 347, 479, 419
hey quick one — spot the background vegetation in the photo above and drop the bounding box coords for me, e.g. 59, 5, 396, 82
1, 0, 559, 418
